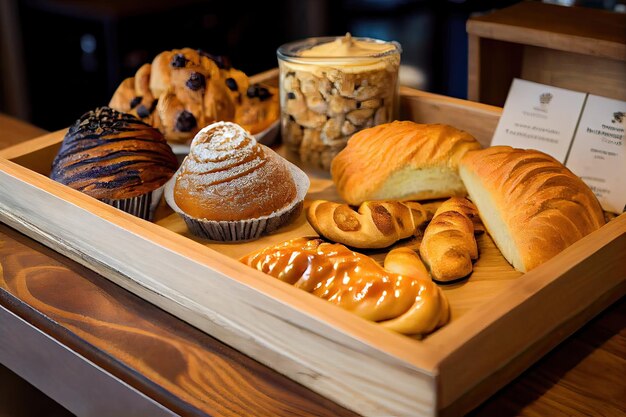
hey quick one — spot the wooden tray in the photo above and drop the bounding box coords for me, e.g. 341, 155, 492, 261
1, 70, 624, 417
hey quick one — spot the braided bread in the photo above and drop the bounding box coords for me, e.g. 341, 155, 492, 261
419, 197, 479, 282
240, 237, 449, 336
306, 200, 430, 249
109, 48, 279, 143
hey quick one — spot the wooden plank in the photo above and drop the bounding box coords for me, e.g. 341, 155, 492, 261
0, 223, 356, 417
467, 34, 480, 102
443, 283, 626, 417
521, 46, 626, 101
0, 303, 176, 417
431, 215, 626, 409
0, 129, 65, 175
0, 113, 46, 147
399, 87, 502, 147
466, 2, 626, 61
468, 298, 626, 417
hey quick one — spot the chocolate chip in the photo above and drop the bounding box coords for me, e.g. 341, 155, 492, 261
171, 53, 187, 68
137, 105, 150, 118
129, 96, 142, 109
257, 86, 271, 101
247, 84, 272, 101
225, 77, 238, 91
246, 85, 258, 98
287, 92, 296, 100
176, 110, 197, 132
150, 99, 158, 113
186, 72, 206, 91
197, 49, 231, 69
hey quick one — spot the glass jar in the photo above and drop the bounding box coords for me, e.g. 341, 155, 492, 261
277, 34, 402, 170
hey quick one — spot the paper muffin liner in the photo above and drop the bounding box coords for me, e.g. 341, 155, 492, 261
164, 157, 310, 242
101, 185, 165, 222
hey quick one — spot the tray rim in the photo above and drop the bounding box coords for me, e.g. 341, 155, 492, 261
1, 86, 625, 416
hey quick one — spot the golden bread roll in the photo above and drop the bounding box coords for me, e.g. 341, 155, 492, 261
240, 237, 449, 336
420, 197, 479, 282
331, 121, 482, 205
174, 122, 296, 221
459, 146, 605, 272
110, 48, 279, 143
306, 200, 430, 249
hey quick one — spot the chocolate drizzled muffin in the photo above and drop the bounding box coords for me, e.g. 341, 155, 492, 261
51, 107, 178, 220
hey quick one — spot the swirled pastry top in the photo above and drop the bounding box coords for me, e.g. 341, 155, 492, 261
50, 107, 178, 200
174, 122, 296, 221
241, 237, 449, 336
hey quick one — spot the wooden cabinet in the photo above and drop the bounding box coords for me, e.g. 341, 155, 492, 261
467, 1, 626, 106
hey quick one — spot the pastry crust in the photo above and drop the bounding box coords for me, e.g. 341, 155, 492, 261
459, 146, 605, 272
174, 122, 296, 221
306, 200, 430, 249
331, 121, 481, 205
50, 107, 178, 200
420, 197, 479, 282
110, 48, 279, 143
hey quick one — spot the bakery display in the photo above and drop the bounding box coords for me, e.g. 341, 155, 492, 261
240, 237, 449, 336
306, 200, 430, 249
50, 107, 178, 220
166, 121, 309, 241
331, 121, 482, 205
277, 34, 401, 169
110, 48, 279, 143
459, 146, 605, 272
420, 197, 479, 282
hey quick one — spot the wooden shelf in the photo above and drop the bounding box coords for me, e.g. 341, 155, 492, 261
467, 1, 626, 106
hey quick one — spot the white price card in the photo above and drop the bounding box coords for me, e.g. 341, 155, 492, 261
565, 94, 626, 213
491, 79, 587, 162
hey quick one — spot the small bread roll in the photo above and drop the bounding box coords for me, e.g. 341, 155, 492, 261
420, 197, 479, 282
306, 200, 430, 249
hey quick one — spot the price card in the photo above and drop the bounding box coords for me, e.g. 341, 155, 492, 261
565, 95, 626, 213
491, 79, 587, 162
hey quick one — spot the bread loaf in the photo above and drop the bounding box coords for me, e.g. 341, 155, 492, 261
240, 237, 449, 336
419, 197, 478, 282
306, 200, 430, 249
331, 121, 481, 205
174, 122, 296, 221
110, 48, 279, 142
459, 146, 605, 272
50, 107, 178, 200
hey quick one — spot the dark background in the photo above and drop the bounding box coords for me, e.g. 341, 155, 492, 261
0, 0, 623, 131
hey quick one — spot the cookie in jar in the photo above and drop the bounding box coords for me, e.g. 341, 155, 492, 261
277, 33, 401, 169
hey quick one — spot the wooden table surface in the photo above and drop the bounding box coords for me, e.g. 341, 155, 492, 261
0, 113, 624, 417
